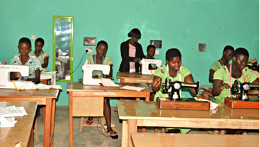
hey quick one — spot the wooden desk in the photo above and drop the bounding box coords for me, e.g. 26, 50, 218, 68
116, 72, 153, 84
67, 82, 152, 147
132, 133, 259, 147
0, 89, 59, 147
117, 100, 259, 147
0, 102, 37, 147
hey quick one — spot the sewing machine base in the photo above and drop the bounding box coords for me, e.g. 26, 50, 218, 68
224, 98, 259, 109
157, 98, 210, 110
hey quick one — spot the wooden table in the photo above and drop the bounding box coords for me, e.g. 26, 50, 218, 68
117, 100, 259, 147
67, 82, 152, 147
0, 89, 59, 147
0, 102, 37, 147
116, 72, 153, 84
131, 133, 259, 147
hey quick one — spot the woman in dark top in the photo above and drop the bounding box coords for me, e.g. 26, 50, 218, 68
119, 28, 145, 73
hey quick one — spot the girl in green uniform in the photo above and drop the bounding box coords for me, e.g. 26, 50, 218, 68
212, 48, 259, 104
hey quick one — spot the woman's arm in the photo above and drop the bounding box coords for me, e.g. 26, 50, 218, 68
209, 69, 215, 83
42, 56, 49, 68
184, 74, 197, 95
152, 76, 162, 92
27, 70, 40, 84
212, 79, 229, 96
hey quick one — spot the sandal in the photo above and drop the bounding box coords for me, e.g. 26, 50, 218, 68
86, 119, 93, 126
107, 130, 118, 139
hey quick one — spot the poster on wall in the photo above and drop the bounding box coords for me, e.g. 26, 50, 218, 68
53, 16, 73, 82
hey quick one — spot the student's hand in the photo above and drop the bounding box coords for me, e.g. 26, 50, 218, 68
197, 91, 213, 100
152, 76, 162, 91
14, 72, 21, 78
220, 83, 230, 90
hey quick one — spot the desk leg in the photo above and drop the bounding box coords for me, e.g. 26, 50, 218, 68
69, 92, 73, 147
50, 99, 56, 146
128, 119, 137, 147
44, 98, 52, 147
122, 120, 128, 147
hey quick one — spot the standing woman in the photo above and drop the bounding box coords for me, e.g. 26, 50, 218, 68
119, 28, 145, 73
30, 38, 49, 71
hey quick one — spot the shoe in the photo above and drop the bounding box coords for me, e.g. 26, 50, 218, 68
86, 119, 93, 125
166, 129, 180, 133
107, 130, 118, 139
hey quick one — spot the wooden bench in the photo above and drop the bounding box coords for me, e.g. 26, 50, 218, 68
131, 133, 259, 147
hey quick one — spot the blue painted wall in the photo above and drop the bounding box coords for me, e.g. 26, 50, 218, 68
0, 0, 258, 105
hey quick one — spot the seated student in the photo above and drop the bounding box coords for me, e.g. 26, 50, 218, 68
212, 47, 259, 104
10, 37, 42, 84
145, 44, 157, 70
30, 38, 49, 72
209, 45, 234, 83
84, 40, 118, 139
119, 28, 145, 73
152, 48, 206, 134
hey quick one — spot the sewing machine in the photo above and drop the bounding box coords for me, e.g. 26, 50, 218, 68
0, 65, 29, 89
82, 61, 110, 85
158, 78, 210, 110
231, 80, 259, 101
161, 78, 200, 101
141, 59, 162, 75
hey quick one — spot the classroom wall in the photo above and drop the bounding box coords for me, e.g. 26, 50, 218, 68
0, 0, 258, 106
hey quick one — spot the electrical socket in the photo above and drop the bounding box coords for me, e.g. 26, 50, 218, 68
85, 47, 93, 54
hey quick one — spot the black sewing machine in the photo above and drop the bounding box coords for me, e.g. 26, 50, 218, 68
231, 80, 259, 101
161, 78, 200, 101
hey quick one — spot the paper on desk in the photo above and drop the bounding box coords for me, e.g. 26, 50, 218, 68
12, 81, 62, 90
0, 106, 28, 117
101, 78, 119, 87
120, 85, 145, 91
0, 117, 17, 127
194, 97, 218, 110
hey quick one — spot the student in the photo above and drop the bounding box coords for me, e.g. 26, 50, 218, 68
152, 48, 204, 134
209, 45, 234, 83
212, 48, 259, 104
30, 38, 49, 72
119, 28, 145, 73
85, 40, 118, 139
10, 37, 42, 84
146, 44, 157, 70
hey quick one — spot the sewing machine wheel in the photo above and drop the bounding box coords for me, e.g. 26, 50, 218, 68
173, 82, 181, 90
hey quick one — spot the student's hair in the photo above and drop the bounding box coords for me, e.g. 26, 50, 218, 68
35, 38, 45, 46
233, 48, 249, 58
19, 37, 31, 47
128, 28, 141, 39
223, 45, 234, 52
166, 48, 182, 61
147, 45, 155, 51
97, 40, 108, 48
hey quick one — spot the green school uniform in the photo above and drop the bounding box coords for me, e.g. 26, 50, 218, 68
153, 64, 192, 134
213, 66, 258, 104
153, 64, 191, 101
210, 60, 222, 71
